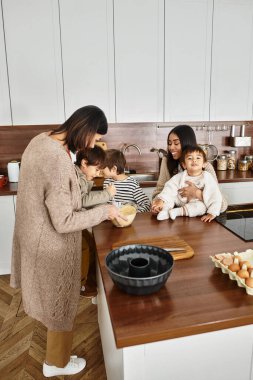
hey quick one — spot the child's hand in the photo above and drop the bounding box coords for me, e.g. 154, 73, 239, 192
201, 213, 215, 223
151, 199, 164, 214
106, 184, 117, 197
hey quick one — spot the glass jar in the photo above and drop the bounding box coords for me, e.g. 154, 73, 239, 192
244, 155, 253, 170
217, 155, 227, 171
227, 150, 237, 170
238, 159, 248, 171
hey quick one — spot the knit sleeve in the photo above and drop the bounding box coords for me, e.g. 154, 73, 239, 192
45, 157, 110, 233
152, 157, 171, 199
204, 162, 228, 212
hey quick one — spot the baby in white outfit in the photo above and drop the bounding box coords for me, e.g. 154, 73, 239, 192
152, 145, 222, 222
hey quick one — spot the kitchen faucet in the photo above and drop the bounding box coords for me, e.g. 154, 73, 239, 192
121, 144, 141, 174
122, 144, 141, 155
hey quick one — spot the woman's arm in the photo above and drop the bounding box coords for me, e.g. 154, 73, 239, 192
152, 157, 171, 199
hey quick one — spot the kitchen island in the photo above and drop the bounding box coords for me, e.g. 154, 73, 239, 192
93, 213, 253, 380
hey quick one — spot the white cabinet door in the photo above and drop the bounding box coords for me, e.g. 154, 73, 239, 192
219, 182, 253, 205
2, 0, 64, 124
0, 196, 15, 274
114, 0, 164, 122
164, 0, 213, 121
0, 6, 11, 125
210, 0, 253, 121
59, 0, 115, 122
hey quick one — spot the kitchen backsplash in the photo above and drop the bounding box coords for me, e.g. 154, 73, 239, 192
0, 121, 253, 175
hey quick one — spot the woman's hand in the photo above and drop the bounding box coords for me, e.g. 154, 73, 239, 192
201, 213, 215, 223
106, 205, 128, 222
178, 181, 203, 201
151, 199, 164, 214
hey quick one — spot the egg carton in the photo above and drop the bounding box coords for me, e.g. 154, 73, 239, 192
210, 249, 253, 295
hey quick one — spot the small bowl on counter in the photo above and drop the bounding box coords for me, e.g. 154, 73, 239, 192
105, 244, 174, 295
111, 202, 137, 228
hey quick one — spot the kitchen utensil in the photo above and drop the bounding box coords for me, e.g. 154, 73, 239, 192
7, 161, 20, 182
105, 244, 174, 295
112, 235, 194, 260
163, 247, 186, 252
199, 144, 218, 162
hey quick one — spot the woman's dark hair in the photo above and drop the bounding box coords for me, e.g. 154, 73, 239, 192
180, 145, 207, 164
50, 105, 108, 153
104, 149, 126, 174
75, 146, 106, 168
167, 125, 197, 176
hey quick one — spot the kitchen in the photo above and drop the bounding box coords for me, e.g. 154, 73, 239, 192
1, 1, 253, 379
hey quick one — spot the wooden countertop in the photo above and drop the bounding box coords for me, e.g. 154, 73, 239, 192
93, 212, 253, 349
0, 169, 253, 196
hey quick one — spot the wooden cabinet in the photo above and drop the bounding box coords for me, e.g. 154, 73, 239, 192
164, 0, 213, 121
210, 0, 253, 120
59, 0, 116, 122
0, 8, 11, 125
0, 196, 15, 274
2, 0, 64, 124
113, 0, 164, 122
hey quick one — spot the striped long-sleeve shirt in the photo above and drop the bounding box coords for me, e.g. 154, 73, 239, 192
103, 176, 151, 212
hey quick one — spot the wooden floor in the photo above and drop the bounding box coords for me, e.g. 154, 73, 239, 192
0, 275, 107, 380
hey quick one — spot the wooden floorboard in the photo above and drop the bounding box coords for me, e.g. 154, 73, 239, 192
0, 275, 107, 380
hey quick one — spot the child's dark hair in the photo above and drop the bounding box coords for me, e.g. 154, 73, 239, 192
180, 145, 207, 164
75, 145, 106, 168
104, 149, 126, 174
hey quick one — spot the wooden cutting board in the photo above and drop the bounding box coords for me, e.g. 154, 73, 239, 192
112, 235, 194, 260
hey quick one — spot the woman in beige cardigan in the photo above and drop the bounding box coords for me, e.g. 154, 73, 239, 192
10, 105, 122, 377
152, 125, 227, 214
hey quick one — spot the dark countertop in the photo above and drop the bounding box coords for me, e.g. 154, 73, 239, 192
1, 169, 253, 196
93, 212, 253, 349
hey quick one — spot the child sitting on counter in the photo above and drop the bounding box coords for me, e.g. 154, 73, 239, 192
103, 149, 151, 212
151, 145, 222, 222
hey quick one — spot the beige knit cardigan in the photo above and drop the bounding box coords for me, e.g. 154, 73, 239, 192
10, 133, 109, 331
152, 157, 228, 212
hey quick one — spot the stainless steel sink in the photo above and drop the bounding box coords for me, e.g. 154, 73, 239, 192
128, 173, 158, 182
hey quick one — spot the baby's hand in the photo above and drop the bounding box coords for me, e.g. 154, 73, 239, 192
107, 184, 117, 197
201, 213, 215, 223
151, 199, 164, 214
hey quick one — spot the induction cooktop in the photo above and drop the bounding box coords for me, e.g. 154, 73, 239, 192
216, 208, 253, 242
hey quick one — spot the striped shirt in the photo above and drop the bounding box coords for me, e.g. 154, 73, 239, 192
103, 176, 151, 212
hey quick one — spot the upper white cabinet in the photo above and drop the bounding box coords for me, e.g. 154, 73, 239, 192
114, 0, 164, 122
2, 0, 64, 124
0, 5, 11, 125
59, 0, 115, 122
164, 0, 213, 122
210, 0, 253, 121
